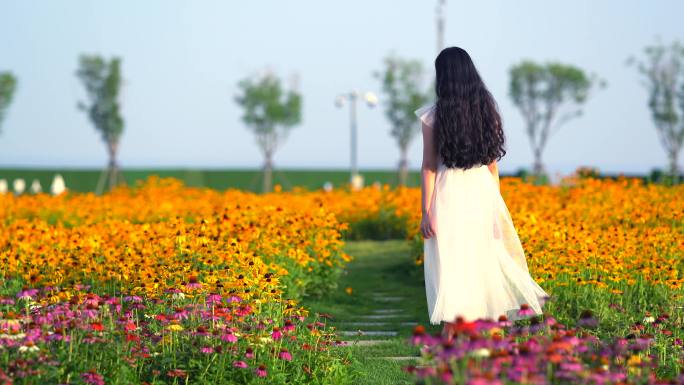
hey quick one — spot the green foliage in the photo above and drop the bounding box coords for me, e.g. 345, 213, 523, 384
235, 72, 302, 159
627, 39, 684, 183
76, 54, 126, 192
509, 61, 603, 177
373, 54, 431, 186
373, 55, 430, 152
0, 71, 17, 134
76, 55, 124, 146
341, 206, 409, 241
235, 72, 302, 192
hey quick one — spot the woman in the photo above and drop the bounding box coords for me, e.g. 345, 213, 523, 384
415, 47, 548, 340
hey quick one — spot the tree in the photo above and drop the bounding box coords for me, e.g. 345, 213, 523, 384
628, 39, 684, 184
235, 71, 301, 193
374, 54, 431, 186
0, 72, 17, 134
509, 61, 602, 178
76, 55, 125, 193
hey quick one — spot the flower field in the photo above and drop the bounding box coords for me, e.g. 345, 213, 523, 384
0, 174, 682, 384
0, 178, 354, 384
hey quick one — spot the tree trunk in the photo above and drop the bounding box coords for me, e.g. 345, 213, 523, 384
532, 148, 545, 178
669, 148, 680, 184
398, 147, 409, 186
106, 140, 124, 192
263, 152, 273, 193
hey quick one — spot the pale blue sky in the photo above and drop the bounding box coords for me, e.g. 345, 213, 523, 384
0, 0, 682, 175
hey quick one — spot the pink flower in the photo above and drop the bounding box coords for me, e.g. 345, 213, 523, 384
517, 304, 535, 317
255, 364, 267, 377
283, 320, 295, 332
278, 348, 292, 361
467, 377, 502, 385
221, 331, 238, 343
271, 327, 282, 340
173, 307, 190, 320
440, 370, 453, 383
497, 315, 512, 328
206, 293, 222, 305
185, 276, 202, 289
16, 288, 39, 300
81, 370, 105, 385
200, 346, 214, 354
235, 305, 252, 317
233, 360, 248, 369
245, 347, 254, 359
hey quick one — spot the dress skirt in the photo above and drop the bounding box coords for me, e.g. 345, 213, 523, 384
423, 163, 549, 325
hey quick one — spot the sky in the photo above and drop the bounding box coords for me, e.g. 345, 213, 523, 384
0, 0, 682, 176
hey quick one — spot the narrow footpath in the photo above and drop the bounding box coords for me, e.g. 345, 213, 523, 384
302, 240, 441, 385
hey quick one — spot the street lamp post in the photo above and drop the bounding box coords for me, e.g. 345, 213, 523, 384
335, 90, 378, 188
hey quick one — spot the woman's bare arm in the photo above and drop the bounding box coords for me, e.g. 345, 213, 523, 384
421, 121, 438, 217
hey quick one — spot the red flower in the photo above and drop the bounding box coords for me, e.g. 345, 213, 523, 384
446, 316, 478, 336
90, 322, 104, 332
124, 322, 137, 331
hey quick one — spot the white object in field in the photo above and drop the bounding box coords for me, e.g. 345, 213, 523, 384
322, 181, 333, 192
51, 174, 67, 195
13, 178, 26, 195
350, 174, 364, 191
0, 179, 7, 194
30, 179, 42, 194
372, 181, 382, 190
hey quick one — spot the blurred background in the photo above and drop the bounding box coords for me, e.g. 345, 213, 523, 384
0, 0, 683, 193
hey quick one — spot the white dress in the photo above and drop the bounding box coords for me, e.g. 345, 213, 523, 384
415, 103, 549, 325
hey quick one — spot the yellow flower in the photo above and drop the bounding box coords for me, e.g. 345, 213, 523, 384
166, 324, 184, 332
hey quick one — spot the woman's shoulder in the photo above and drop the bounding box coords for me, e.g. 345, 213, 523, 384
414, 102, 436, 128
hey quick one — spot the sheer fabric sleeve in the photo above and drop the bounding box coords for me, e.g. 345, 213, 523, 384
414, 103, 436, 128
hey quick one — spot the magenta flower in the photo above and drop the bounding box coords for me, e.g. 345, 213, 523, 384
467, 377, 502, 385
221, 331, 238, 343
497, 315, 512, 328
206, 293, 222, 305
255, 364, 267, 377
185, 276, 202, 290
235, 305, 252, 316
245, 347, 254, 359
283, 319, 295, 332
200, 346, 214, 354
559, 362, 583, 372
278, 348, 292, 361
16, 288, 39, 300
517, 304, 535, 317
172, 307, 190, 320
233, 360, 248, 369
81, 370, 105, 385
271, 327, 283, 340
578, 310, 598, 329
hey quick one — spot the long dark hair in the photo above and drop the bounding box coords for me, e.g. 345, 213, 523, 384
434, 47, 506, 169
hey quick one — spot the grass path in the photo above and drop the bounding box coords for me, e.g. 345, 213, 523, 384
301, 240, 442, 385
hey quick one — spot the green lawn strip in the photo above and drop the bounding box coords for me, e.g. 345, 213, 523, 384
302, 240, 440, 385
